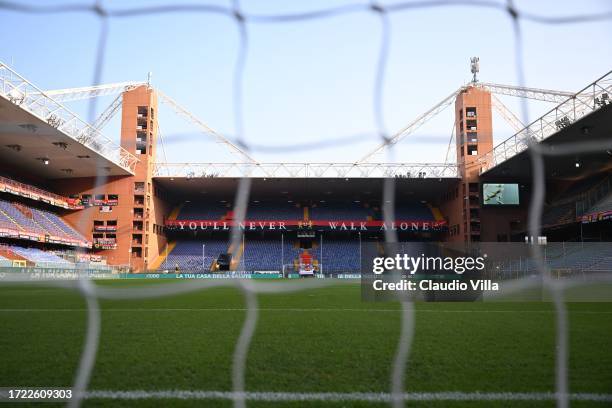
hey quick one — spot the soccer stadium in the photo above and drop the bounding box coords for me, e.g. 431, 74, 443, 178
0, 1, 611, 407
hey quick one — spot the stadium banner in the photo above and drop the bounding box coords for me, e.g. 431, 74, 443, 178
579, 210, 612, 223
360, 242, 612, 302
0, 268, 116, 280
0, 270, 283, 281
336, 273, 362, 279
165, 219, 447, 231
119, 273, 283, 279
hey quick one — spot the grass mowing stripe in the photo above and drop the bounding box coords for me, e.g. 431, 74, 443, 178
1, 308, 612, 314
83, 391, 612, 402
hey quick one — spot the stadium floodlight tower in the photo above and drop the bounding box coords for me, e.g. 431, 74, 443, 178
444, 59, 494, 242
470, 57, 480, 83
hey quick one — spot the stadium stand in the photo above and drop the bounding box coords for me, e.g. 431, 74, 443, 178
0, 200, 45, 233
163, 239, 229, 271
320, 240, 360, 273
175, 200, 436, 223
163, 238, 324, 273
542, 174, 611, 226
284, 241, 301, 263
0, 252, 12, 267
395, 202, 435, 220
582, 193, 612, 216
0, 199, 89, 247
178, 201, 303, 221
309, 201, 434, 221
39, 210, 87, 242
242, 239, 283, 270
309, 201, 372, 220
178, 202, 228, 220
165, 238, 364, 274
542, 202, 576, 227
247, 202, 302, 220
499, 243, 612, 276
9, 246, 72, 266
0, 175, 82, 209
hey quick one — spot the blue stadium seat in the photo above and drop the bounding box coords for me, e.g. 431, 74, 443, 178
9, 246, 72, 266
320, 240, 360, 273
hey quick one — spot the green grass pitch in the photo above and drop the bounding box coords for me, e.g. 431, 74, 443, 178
0, 280, 611, 407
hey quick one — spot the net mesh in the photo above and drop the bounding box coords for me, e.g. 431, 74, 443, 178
1, 1, 612, 407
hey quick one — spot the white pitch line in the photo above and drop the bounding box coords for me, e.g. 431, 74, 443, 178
0, 308, 611, 314
83, 390, 612, 402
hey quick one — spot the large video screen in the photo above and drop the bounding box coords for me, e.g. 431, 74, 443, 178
482, 183, 520, 205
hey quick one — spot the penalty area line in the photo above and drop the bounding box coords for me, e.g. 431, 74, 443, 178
83, 390, 612, 402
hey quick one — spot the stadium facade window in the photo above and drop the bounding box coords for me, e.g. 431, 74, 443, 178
136, 120, 147, 130
134, 182, 145, 193
466, 107, 477, 117
466, 119, 477, 130
136, 130, 147, 154
131, 247, 142, 258
467, 145, 478, 155
467, 132, 478, 142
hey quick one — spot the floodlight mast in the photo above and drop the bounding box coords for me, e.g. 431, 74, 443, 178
470, 56, 480, 83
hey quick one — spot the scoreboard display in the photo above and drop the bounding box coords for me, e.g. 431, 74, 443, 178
482, 183, 520, 206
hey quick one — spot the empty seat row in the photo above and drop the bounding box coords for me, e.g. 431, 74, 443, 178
0, 199, 86, 243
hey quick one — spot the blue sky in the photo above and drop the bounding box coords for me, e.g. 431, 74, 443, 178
2, 0, 611, 164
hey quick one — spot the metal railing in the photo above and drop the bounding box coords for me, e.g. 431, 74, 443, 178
0, 61, 138, 174
479, 70, 612, 173
0, 175, 81, 209
153, 162, 459, 178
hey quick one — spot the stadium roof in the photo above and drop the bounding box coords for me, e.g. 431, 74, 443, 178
481, 102, 612, 181
0, 96, 134, 179
154, 176, 458, 203
0, 62, 137, 179
480, 69, 612, 180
